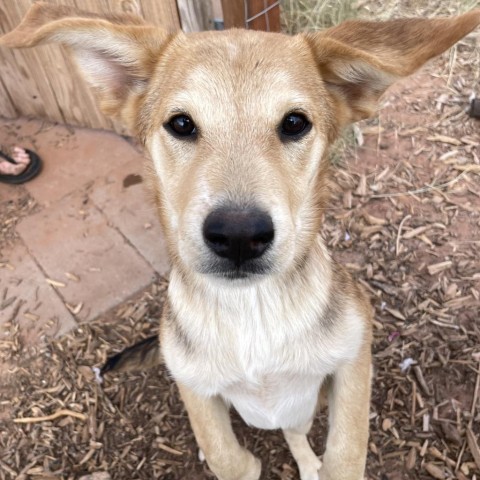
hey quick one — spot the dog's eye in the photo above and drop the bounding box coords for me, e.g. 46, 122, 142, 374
166, 114, 197, 137
280, 113, 311, 139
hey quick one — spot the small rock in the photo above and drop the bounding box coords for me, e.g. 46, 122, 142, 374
424, 463, 446, 479
382, 417, 393, 431
468, 98, 480, 119
78, 473, 111, 480
78, 365, 94, 382
405, 446, 416, 470
440, 421, 462, 446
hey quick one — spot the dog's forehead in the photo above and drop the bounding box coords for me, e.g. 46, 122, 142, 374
155, 30, 320, 115
182, 29, 308, 66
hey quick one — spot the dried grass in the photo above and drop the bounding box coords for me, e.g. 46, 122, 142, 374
280, 0, 357, 33
361, 0, 480, 20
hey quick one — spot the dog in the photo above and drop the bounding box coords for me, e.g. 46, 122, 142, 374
3, 4, 479, 479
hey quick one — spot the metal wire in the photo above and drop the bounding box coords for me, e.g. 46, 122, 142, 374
264, 0, 270, 31
243, 0, 280, 30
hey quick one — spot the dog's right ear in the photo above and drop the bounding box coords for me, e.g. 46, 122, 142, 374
0, 2, 172, 122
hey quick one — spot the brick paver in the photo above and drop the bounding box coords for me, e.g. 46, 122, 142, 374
27, 126, 145, 205
0, 117, 171, 335
16, 183, 157, 323
0, 118, 142, 205
0, 182, 24, 204
90, 158, 170, 277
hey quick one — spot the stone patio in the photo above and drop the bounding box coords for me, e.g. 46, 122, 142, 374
0, 117, 169, 344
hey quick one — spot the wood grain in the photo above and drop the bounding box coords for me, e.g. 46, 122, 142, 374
16, 0, 112, 129
0, 1, 59, 120
247, 0, 280, 32
0, 74, 17, 118
221, 0, 280, 31
139, 0, 181, 32
221, 0, 245, 28
0, 0, 181, 132
178, 0, 213, 32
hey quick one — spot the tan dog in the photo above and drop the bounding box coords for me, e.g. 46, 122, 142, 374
3, 4, 479, 479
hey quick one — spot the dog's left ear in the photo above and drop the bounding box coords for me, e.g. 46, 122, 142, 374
0, 2, 172, 122
305, 10, 480, 124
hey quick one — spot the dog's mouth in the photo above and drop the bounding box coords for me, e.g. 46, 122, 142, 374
199, 258, 273, 281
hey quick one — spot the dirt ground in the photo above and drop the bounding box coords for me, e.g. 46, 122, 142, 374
1, 8, 480, 480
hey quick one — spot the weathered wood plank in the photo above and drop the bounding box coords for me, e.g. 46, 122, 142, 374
222, 0, 280, 31
73, 0, 127, 16
0, 75, 17, 118
178, 0, 213, 32
0, 47, 46, 119
247, 0, 280, 32
221, 0, 245, 28
211, 0, 223, 22
0, 2, 57, 119
138, 0, 181, 32
15, 0, 113, 130
65, 0, 141, 132
0, 0, 181, 133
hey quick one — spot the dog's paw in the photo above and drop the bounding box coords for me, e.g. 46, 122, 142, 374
299, 456, 322, 480
239, 454, 261, 480
198, 448, 205, 462
318, 464, 365, 480
214, 451, 261, 480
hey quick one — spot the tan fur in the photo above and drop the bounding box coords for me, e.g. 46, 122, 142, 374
3, 5, 479, 479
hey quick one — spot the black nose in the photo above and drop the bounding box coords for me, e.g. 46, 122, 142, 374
203, 207, 274, 267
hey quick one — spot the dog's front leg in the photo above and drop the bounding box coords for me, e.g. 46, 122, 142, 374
178, 383, 261, 480
284, 420, 322, 480
320, 345, 371, 480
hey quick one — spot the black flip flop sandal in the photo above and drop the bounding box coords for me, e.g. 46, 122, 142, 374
0, 148, 42, 185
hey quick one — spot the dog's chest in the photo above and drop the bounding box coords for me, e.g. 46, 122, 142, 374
163, 269, 364, 430
164, 306, 358, 430
220, 363, 324, 430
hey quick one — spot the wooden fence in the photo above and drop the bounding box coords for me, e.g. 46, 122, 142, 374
0, 0, 280, 134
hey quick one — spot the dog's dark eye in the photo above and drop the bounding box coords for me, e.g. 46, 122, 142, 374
166, 114, 197, 137
280, 113, 311, 139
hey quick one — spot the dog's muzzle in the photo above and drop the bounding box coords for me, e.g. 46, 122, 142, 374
202, 206, 274, 276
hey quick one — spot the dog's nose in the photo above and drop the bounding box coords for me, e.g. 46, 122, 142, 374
203, 208, 274, 267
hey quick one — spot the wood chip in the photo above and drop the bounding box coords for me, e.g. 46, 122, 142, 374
66, 302, 83, 315
361, 125, 385, 135
403, 225, 430, 239
466, 428, 480, 471
0, 461, 17, 477
413, 366, 431, 397
427, 135, 462, 146
406, 447, 416, 470
364, 213, 388, 226
14, 409, 87, 424
427, 261, 452, 275
355, 174, 367, 196
428, 446, 456, 467
424, 462, 446, 479
45, 278, 66, 288
156, 442, 184, 456
78, 473, 111, 480
385, 307, 406, 321
65, 272, 80, 282
382, 418, 393, 431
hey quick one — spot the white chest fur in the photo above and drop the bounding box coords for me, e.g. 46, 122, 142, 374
162, 256, 364, 431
